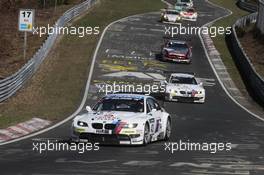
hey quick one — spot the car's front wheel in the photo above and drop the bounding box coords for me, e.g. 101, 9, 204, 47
143, 123, 151, 145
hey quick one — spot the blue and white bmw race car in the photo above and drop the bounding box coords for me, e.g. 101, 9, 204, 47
71, 94, 171, 145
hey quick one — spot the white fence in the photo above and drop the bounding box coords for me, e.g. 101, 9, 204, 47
257, 0, 264, 33
0, 0, 97, 103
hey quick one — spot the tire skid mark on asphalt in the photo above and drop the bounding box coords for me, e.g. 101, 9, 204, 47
55, 158, 117, 164
51, 157, 264, 173
123, 160, 161, 166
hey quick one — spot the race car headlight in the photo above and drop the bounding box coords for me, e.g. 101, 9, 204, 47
123, 123, 138, 128
168, 89, 177, 93
77, 121, 88, 127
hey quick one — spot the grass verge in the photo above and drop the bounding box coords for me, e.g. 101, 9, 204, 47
0, 0, 165, 128
209, 0, 249, 94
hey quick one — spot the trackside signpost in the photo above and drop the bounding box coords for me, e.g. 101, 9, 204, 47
18, 9, 35, 60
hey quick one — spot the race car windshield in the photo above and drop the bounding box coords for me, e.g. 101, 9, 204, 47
175, 3, 188, 7
181, 0, 191, 3
187, 9, 195, 13
168, 43, 188, 52
166, 11, 180, 15
170, 77, 197, 85
93, 99, 144, 113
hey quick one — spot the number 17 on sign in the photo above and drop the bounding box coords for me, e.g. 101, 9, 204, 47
18, 9, 35, 60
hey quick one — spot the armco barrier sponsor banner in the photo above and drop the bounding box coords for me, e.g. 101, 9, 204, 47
0, 118, 51, 143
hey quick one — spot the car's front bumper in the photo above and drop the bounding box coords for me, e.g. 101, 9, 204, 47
181, 16, 197, 21
71, 126, 144, 145
79, 133, 143, 145
165, 93, 205, 103
163, 56, 191, 63
161, 18, 181, 23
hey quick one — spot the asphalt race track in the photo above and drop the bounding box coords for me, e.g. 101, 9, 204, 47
0, 0, 264, 174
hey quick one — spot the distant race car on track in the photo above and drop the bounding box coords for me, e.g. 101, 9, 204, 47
160, 9, 181, 23
71, 94, 171, 145
174, 2, 189, 12
176, 0, 193, 8
163, 73, 205, 103
161, 39, 192, 63
180, 8, 198, 21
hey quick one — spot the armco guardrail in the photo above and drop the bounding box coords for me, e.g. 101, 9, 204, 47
0, 0, 97, 103
237, 0, 258, 12
226, 12, 264, 107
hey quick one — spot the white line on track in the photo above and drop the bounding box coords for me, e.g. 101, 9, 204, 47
123, 160, 161, 166
150, 28, 164, 32
170, 162, 212, 168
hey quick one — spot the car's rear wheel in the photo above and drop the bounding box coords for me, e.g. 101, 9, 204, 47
143, 123, 151, 145
164, 118, 171, 141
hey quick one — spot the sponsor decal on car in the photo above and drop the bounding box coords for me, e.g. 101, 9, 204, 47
120, 129, 137, 135
95, 114, 117, 121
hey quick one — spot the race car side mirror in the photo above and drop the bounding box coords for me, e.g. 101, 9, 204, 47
86, 106, 92, 112
199, 82, 203, 86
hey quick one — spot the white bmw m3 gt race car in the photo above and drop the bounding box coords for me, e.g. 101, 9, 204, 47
163, 73, 205, 103
160, 9, 181, 23
71, 94, 171, 145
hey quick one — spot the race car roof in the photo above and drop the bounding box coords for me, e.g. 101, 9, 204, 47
104, 94, 146, 100
170, 73, 195, 78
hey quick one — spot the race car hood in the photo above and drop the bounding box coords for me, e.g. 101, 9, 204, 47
75, 111, 145, 124
166, 14, 180, 21
166, 83, 204, 92
165, 48, 188, 56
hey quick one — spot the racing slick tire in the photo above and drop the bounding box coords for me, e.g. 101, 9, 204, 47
164, 118, 171, 141
143, 123, 151, 145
